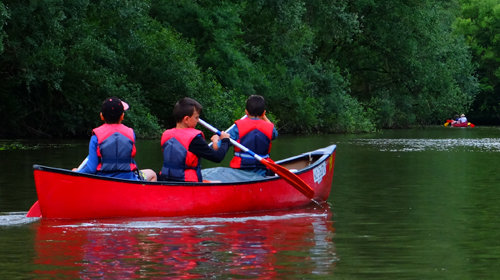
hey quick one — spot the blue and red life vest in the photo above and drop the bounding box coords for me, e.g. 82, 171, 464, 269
229, 118, 274, 169
92, 124, 138, 172
160, 128, 204, 182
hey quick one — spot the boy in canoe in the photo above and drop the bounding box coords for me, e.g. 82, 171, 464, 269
157, 97, 231, 182
222, 95, 278, 176
73, 97, 157, 181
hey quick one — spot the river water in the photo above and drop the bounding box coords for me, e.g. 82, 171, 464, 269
1, 126, 500, 279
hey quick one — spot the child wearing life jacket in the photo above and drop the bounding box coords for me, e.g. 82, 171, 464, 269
158, 97, 231, 182
73, 97, 157, 181
224, 95, 278, 176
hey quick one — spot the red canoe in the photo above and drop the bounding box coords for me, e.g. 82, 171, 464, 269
27, 144, 336, 219
452, 122, 473, 127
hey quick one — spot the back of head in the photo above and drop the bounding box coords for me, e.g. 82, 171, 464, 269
101, 96, 128, 124
173, 97, 203, 123
246, 95, 266, 116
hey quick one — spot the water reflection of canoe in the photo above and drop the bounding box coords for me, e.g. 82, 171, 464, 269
27, 145, 336, 219
32, 207, 336, 278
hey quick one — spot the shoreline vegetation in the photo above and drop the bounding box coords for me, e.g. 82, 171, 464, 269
0, 0, 495, 139
0, 141, 78, 150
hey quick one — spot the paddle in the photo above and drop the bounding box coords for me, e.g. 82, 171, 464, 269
199, 119, 315, 199
77, 157, 89, 171
208, 115, 247, 147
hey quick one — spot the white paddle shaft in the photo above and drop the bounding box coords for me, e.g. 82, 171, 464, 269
208, 115, 247, 147
76, 157, 88, 171
199, 119, 263, 161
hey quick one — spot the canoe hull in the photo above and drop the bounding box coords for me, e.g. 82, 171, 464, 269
451, 122, 470, 127
30, 145, 336, 219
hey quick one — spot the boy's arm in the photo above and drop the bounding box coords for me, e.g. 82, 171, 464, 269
261, 114, 278, 140
211, 135, 220, 151
217, 124, 239, 148
272, 127, 278, 140
77, 135, 99, 174
189, 134, 230, 163
229, 126, 239, 140
262, 114, 273, 123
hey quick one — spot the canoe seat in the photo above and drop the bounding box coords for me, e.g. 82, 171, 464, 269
202, 167, 268, 183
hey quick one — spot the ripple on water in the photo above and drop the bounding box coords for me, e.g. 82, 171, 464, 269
0, 212, 39, 226
351, 138, 500, 152
48, 212, 329, 233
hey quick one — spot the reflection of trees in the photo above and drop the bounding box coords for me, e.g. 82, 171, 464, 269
32, 206, 337, 278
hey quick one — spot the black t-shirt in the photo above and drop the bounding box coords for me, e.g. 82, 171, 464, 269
188, 135, 230, 163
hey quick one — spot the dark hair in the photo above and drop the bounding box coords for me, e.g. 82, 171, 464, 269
246, 95, 266, 116
101, 96, 125, 124
173, 97, 203, 123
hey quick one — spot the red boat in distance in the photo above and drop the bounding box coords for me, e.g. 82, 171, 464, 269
27, 145, 336, 219
452, 122, 474, 127
444, 119, 475, 127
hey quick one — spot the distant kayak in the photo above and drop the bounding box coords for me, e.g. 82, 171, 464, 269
452, 122, 474, 127
444, 120, 475, 127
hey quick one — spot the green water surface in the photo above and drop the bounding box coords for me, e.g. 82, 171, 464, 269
1, 126, 500, 279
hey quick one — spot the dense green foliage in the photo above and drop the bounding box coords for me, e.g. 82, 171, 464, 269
455, 0, 500, 124
339, 0, 478, 127
0, 0, 479, 138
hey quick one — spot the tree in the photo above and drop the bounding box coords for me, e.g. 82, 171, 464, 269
0, 0, 480, 137
0, 0, 225, 137
336, 0, 478, 127
455, 0, 500, 123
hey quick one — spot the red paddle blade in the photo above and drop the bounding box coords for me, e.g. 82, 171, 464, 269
261, 159, 314, 199
26, 201, 42, 218
470, 123, 475, 128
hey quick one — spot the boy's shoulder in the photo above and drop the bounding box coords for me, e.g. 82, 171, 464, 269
93, 124, 135, 139
162, 127, 203, 137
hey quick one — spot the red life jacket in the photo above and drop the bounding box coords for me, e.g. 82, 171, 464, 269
229, 118, 274, 169
160, 128, 204, 182
92, 124, 138, 172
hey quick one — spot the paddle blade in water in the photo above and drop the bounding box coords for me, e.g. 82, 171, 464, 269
26, 201, 42, 218
261, 159, 314, 199
444, 122, 449, 126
